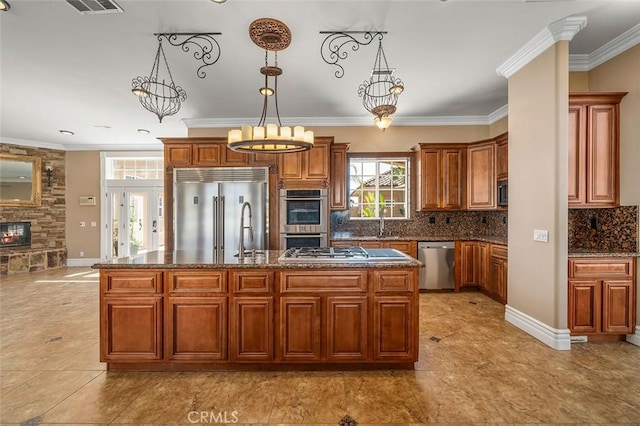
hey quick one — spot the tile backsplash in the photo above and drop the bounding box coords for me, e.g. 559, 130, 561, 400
331, 210, 508, 239
568, 206, 638, 252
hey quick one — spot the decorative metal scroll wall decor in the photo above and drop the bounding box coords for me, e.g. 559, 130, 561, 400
131, 32, 221, 123
320, 31, 404, 131
155, 32, 222, 78
319, 31, 386, 78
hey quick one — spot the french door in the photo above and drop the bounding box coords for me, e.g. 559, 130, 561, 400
105, 186, 164, 259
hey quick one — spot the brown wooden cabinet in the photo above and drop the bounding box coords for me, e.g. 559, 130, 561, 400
568, 92, 626, 208
326, 296, 368, 360
373, 296, 415, 360
278, 138, 332, 188
455, 241, 507, 303
414, 144, 466, 210
279, 296, 322, 361
231, 297, 274, 361
568, 257, 636, 336
330, 239, 417, 259
329, 143, 349, 210
495, 133, 508, 180
467, 141, 496, 210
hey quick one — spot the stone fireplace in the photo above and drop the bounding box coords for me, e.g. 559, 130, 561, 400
0, 222, 32, 249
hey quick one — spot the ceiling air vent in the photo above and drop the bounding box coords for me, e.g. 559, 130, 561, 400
66, 0, 123, 15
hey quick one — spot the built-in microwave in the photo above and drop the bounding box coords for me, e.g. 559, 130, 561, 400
279, 189, 328, 234
497, 179, 508, 207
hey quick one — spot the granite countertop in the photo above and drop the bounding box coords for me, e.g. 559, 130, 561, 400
330, 233, 508, 245
91, 250, 423, 269
568, 249, 640, 258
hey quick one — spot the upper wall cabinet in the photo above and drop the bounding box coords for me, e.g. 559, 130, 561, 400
277, 137, 332, 189
162, 138, 280, 168
467, 140, 496, 210
495, 133, 508, 180
413, 144, 466, 210
329, 143, 349, 210
568, 92, 627, 208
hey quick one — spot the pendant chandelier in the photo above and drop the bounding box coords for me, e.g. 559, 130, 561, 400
131, 38, 187, 123
228, 18, 313, 153
358, 39, 404, 131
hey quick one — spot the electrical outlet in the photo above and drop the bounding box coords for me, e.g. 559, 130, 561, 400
80, 251, 84, 257
80, 221, 86, 227
91, 221, 97, 227
429, 217, 436, 224
533, 229, 549, 242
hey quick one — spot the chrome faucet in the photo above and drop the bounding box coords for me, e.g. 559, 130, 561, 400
378, 214, 385, 237
238, 201, 253, 260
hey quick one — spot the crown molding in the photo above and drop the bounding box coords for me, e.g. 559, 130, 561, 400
497, 16, 587, 78
1, 137, 66, 151
64, 142, 163, 151
487, 104, 509, 124
569, 22, 640, 71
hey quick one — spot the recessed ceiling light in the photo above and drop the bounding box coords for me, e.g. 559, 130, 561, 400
210, 0, 227, 3
59, 130, 75, 136
94, 125, 112, 129
137, 128, 150, 134
0, 1, 11, 12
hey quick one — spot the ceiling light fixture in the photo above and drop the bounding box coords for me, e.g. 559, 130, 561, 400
137, 128, 150, 134
0, 0, 10, 11
131, 38, 187, 123
59, 130, 75, 136
228, 18, 313, 153
358, 38, 404, 131
210, 0, 227, 3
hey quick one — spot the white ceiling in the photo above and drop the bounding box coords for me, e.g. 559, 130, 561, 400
1, 0, 639, 151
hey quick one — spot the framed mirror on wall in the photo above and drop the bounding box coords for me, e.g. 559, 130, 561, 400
0, 153, 42, 207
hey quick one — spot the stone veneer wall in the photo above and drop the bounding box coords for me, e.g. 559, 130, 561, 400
331, 210, 508, 240
0, 144, 66, 274
568, 205, 638, 252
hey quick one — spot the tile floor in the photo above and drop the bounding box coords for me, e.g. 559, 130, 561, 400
1, 267, 639, 425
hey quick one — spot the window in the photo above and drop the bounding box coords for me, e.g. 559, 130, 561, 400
348, 157, 409, 219
106, 158, 163, 180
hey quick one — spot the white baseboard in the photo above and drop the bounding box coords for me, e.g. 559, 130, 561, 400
505, 305, 571, 350
67, 258, 101, 267
627, 326, 640, 347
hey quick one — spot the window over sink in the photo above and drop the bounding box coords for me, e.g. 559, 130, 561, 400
348, 156, 409, 219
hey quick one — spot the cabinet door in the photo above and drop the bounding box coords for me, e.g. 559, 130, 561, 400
251, 152, 278, 167
467, 143, 496, 210
496, 135, 508, 180
165, 144, 192, 167
441, 148, 465, 209
458, 241, 477, 288
101, 296, 163, 361
496, 259, 508, 303
329, 144, 349, 210
568, 280, 600, 333
420, 149, 440, 209
278, 152, 304, 180
488, 257, 501, 296
384, 240, 417, 258
568, 105, 586, 205
231, 297, 273, 361
306, 142, 330, 180
193, 144, 222, 166
586, 104, 618, 206
326, 296, 368, 361
373, 296, 415, 360
602, 279, 634, 333
359, 241, 384, 249
279, 297, 321, 361
222, 147, 250, 166
477, 242, 489, 290
167, 297, 227, 360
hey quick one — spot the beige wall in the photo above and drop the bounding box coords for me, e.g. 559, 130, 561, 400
65, 151, 101, 259
489, 116, 508, 138
587, 44, 640, 329
189, 124, 492, 152
508, 42, 569, 329
569, 71, 589, 92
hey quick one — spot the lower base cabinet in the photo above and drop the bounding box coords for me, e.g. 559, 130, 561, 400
568, 257, 636, 336
99, 267, 418, 369
455, 241, 507, 304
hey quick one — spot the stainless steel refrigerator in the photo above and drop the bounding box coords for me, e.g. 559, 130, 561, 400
174, 167, 268, 255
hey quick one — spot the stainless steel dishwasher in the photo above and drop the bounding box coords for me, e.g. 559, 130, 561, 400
418, 241, 455, 290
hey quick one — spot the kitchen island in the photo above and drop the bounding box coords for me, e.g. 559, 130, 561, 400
92, 249, 421, 371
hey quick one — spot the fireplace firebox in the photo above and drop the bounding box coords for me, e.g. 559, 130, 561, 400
0, 222, 32, 248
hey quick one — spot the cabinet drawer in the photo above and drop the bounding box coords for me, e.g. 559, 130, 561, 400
373, 270, 416, 292
569, 258, 633, 278
102, 270, 163, 294
168, 271, 226, 294
230, 271, 274, 293
490, 244, 507, 259
280, 271, 367, 293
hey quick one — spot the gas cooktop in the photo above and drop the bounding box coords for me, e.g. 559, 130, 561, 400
278, 246, 412, 263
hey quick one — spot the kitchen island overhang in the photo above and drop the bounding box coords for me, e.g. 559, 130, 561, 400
93, 249, 422, 371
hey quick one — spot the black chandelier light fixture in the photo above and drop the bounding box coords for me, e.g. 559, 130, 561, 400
131, 32, 221, 123
320, 31, 404, 131
227, 18, 313, 153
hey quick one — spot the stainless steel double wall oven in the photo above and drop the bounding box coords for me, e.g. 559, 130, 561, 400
279, 188, 328, 248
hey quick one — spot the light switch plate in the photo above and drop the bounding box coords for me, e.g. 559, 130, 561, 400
533, 229, 549, 242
